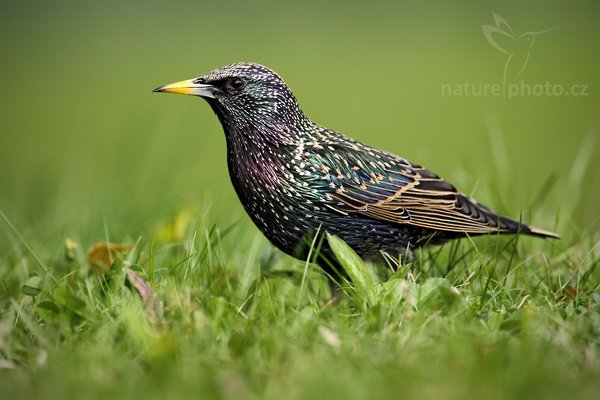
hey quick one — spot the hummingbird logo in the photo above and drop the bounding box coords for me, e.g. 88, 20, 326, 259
482, 14, 555, 93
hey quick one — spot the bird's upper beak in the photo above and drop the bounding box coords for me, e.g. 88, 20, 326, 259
153, 78, 217, 98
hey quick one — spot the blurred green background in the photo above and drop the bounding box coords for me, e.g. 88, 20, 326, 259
1, 0, 599, 247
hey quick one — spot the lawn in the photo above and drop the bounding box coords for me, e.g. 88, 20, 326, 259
0, 205, 599, 400
1, 1, 599, 399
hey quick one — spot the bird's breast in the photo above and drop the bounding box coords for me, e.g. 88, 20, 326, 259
226, 143, 326, 254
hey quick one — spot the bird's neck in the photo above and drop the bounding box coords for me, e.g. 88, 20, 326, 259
206, 99, 318, 187
221, 120, 290, 189
207, 98, 311, 145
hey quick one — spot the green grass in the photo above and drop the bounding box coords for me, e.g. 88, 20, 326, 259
1, 203, 599, 400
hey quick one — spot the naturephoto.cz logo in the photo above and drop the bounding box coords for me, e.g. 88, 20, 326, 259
442, 14, 589, 100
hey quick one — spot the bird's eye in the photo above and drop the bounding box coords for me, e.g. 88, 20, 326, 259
227, 78, 246, 91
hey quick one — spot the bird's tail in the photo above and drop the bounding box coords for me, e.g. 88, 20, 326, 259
495, 213, 560, 239
520, 224, 560, 239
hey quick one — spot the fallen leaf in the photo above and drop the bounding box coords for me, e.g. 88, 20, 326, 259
126, 269, 164, 326
126, 269, 153, 302
87, 242, 133, 273
559, 286, 578, 300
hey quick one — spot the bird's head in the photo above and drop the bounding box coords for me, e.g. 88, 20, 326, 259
154, 63, 307, 139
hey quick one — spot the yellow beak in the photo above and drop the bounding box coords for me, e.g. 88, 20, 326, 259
153, 78, 216, 98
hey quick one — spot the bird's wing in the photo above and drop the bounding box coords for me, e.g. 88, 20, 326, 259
319, 144, 515, 234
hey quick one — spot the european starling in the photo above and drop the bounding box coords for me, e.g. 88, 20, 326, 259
154, 62, 558, 274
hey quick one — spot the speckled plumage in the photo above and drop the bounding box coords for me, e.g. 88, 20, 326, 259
154, 62, 558, 271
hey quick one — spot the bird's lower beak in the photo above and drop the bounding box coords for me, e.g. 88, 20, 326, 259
153, 79, 217, 98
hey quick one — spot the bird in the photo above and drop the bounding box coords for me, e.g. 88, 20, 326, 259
153, 62, 558, 282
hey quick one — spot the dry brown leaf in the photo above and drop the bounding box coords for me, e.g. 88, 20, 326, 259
560, 285, 578, 300
126, 269, 164, 326
126, 269, 153, 302
87, 242, 133, 273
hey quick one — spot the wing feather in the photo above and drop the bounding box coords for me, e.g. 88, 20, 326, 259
324, 149, 513, 234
